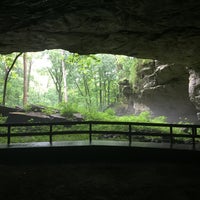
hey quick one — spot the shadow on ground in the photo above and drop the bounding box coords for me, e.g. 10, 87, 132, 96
1, 161, 200, 200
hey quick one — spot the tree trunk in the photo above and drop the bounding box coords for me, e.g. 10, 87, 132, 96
83, 75, 90, 108
62, 50, 68, 102
27, 58, 32, 92
23, 53, 28, 106
99, 68, 103, 111
107, 80, 110, 105
103, 79, 106, 108
48, 68, 63, 103
94, 80, 99, 108
2, 52, 22, 106
58, 88, 63, 103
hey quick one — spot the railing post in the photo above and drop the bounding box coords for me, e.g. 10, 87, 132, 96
89, 122, 92, 145
170, 126, 173, 148
7, 125, 11, 145
129, 124, 132, 146
49, 124, 53, 145
192, 127, 196, 150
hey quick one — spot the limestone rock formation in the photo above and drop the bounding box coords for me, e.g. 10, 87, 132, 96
0, 105, 83, 124
128, 61, 197, 123
188, 69, 200, 120
0, 105, 24, 117
0, 1, 200, 66
6, 112, 51, 124
1, 1, 200, 122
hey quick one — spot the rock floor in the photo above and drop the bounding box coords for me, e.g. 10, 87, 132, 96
0, 161, 200, 200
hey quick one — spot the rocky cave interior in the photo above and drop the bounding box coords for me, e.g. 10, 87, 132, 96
1, 0, 200, 122
1, 0, 200, 199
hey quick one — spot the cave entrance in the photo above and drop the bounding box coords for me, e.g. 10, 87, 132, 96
0, 50, 197, 125
0, 49, 199, 147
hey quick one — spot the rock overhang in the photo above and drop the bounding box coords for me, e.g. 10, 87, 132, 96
0, 0, 200, 66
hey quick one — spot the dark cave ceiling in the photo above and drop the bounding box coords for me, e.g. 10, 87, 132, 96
0, 0, 200, 66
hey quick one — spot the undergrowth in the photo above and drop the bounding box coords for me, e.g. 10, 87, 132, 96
0, 105, 195, 144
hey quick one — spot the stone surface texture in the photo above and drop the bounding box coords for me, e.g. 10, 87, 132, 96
189, 70, 200, 110
0, 0, 200, 66
130, 61, 197, 122
1, 0, 200, 122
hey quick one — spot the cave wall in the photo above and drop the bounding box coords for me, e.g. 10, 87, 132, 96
188, 69, 200, 121
0, 1, 200, 67
1, 1, 200, 122
124, 61, 198, 123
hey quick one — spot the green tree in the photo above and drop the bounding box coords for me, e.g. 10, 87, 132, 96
46, 50, 68, 103
0, 50, 147, 111
66, 53, 101, 109
96, 54, 118, 110
65, 53, 120, 110
23, 52, 28, 106
0, 52, 22, 106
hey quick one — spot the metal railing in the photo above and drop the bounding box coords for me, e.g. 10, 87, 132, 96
0, 121, 200, 149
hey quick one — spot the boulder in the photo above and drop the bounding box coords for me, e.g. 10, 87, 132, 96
0, 105, 24, 117
28, 105, 45, 112
72, 113, 84, 121
49, 114, 67, 123
6, 111, 84, 124
6, 112, 51, 124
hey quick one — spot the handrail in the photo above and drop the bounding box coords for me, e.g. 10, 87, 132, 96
2, 120, 200, 127
0, 121, 199, 150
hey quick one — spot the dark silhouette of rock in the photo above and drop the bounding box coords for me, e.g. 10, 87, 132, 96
72, 113, 84, 121
6, 112, 51, 124
5, 110, 84, 124
28, 105, 45, 112
0, 1, 200, 66
121, 62, 197, 123
49, 114, 67, 123
0, 105, 24, 117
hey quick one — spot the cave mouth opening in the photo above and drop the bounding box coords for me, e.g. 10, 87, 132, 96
1, 1, 200, 199
1, 49, 154, 116
0, 49, 199, 147
0, 49, 198, 125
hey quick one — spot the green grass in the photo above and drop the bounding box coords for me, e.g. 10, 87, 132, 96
0, 109, 196, 144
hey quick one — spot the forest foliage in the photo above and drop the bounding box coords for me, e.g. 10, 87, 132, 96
0, 50, 152, 112
1, 51, 196, 145
3, 51, 197, 145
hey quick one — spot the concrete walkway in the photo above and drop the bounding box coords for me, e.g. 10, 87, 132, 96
0, 140, 199, 164
0, 140, 199, 151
